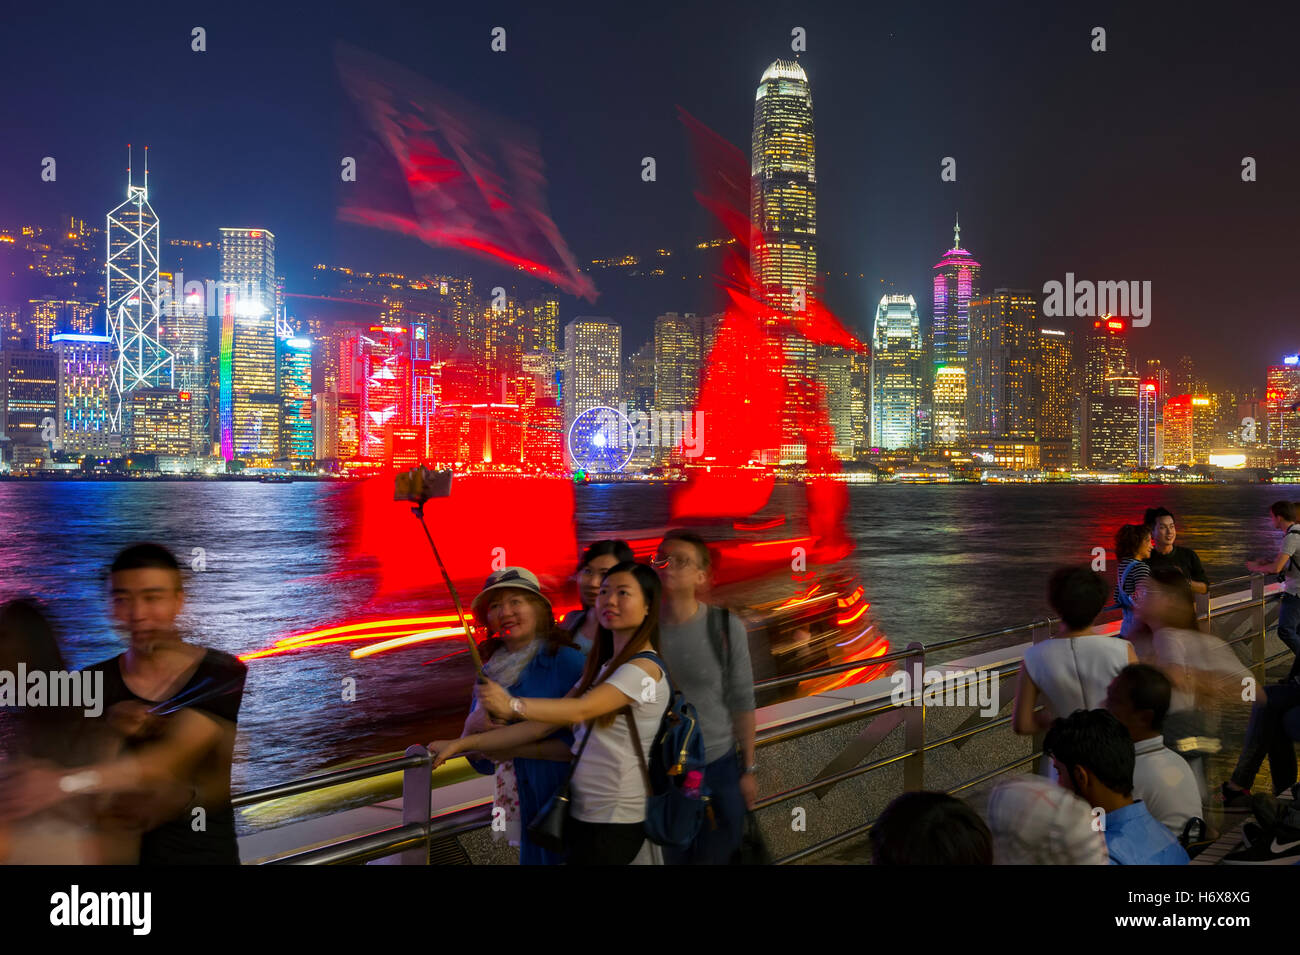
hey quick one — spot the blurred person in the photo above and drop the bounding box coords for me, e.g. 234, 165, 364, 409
429, 562, 669, 865
80, 543, 247, 864
1219, 682, 1300, 807
1013, 568, 1137, 782
985, 775, 1107, 865
1246, 500, 1300, 678
652, 528, 756, 864
1139, 568, 1241, 798
1114, 524, 1154, 646
559, 540, 634, 654
1144, 507, 1209, 595
0, 599, 134, 864
868, 791, 992, 865
455, 567, 584, 865
1104, 664, 1202, 837
1044, 709, 1189, 865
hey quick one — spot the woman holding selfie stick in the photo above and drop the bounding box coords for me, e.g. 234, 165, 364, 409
429, 561, 669, 865
454, 567, 584, 865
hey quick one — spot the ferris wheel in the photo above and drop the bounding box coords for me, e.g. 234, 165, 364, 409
566, 406, 635, 473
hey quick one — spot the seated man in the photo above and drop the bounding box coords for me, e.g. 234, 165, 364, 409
1043, 709, 1189, 865
986, 775, 1108, 865
1104, 664, 1203, 838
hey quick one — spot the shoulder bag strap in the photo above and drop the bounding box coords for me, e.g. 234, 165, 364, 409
623, 709, 653, 796
553, 718, 596, 791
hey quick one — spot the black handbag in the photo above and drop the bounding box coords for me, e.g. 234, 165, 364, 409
526, 720, 594, 854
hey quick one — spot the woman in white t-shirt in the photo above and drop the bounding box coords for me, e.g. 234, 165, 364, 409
1014, 568, 1137, 769
429, 561, 669, 865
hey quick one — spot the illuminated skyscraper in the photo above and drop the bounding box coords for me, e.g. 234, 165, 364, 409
107, 150, 173, 446
1138, 379, 1159, 467
529, 296, 560, 354
870, 295, 923, 450
563, 318, 621, 426
1163, 394, 1194, 466
53, 333, 114, 455
931, 219, 980, 447
352, 325, 411, 461
1034, 328, 1073, 440
1191, 394, 1216, 464
654, 313, 700, 416
313, 390, 338, 462
751, 59, 817, 455
1266, 356, 1300, 453
821, 352, 855, 458
932, 217, 981, 366
220, 228, 277, 461
0, 350, 58, 466
279, 336, 314, 464
967, 289, 1035, 441
127, 388, 190, 456
1080, 317, 1134, 467
159, 284, 209, 455
1092, 372, 1139, 469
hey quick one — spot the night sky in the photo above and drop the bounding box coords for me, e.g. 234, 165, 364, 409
2, 0, 1298, 386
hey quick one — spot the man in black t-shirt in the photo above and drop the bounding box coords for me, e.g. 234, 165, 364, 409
1, 543, 246, 864
1144, 507, 1209, 595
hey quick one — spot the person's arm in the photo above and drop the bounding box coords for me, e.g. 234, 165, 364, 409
488, 677, 648, 726
0, 707, 224, 827
430, 719, 561, 768
1187, 550, 1209, 593
1247, 553, 1290, 575
724, 612, 758, 755
1125, 642, 1139, 664
1011, 662, 1048, 734
494, 738, 575, 762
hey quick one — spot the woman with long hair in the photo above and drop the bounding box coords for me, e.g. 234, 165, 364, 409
457, 567, 585, 865
558, 540, 634, 654
1114, 523, 1154, 646
429, 561, 669, 865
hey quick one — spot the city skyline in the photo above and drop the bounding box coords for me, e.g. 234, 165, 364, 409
1, 3, 1297, 388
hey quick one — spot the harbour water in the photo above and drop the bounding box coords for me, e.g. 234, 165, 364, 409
0, 479, 1295, 792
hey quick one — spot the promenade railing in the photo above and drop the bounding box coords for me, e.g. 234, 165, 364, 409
233, 572, 1289, 864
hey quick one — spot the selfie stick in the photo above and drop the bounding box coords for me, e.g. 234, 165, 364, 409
411, 501, 484, 677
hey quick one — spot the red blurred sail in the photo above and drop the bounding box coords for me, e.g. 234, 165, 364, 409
352, 471, 579, 599
671, 107, 863, 557
336, 43, 596, 301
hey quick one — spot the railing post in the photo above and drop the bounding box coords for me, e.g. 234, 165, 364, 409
1028, 619, 1050, 774
1030, 618, 1052, 645
902, 642, 925, 792
401, 744, 433, 864
1251, 575, 1267, 688
1195, 591, 1210, 627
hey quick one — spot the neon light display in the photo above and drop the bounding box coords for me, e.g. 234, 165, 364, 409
219, 292, 234, 460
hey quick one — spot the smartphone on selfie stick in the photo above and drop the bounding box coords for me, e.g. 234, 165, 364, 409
394, 467, 484, 678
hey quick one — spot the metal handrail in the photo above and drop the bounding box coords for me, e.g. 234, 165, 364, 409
233, 753, 428, 809
246, 573, 1287, 865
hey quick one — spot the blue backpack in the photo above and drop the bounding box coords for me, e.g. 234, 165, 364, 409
623, 650, 712, 848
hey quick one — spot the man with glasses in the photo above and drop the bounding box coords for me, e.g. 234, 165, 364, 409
651, 529, 756, 864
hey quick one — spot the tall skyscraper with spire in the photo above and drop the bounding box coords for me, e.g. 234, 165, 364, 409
751, 58, 817, 462
106, 146, 173, 448
930, 217, 980, 446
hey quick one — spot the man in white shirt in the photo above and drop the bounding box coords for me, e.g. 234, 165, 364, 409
1105, 664, 1203, 838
